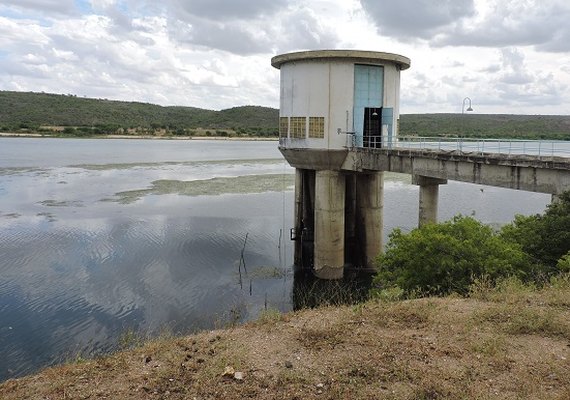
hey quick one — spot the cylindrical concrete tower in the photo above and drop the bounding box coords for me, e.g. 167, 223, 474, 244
272, 50, 410, 150
272, 50, 410, 279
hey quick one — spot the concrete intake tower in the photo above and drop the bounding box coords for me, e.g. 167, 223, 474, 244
271, 50, 411, 279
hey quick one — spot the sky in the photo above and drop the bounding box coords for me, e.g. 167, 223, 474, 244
1, 0, 569, 114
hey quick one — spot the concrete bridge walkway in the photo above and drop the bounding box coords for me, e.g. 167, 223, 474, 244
282, 137, 570, 228
280, 136, 570, 278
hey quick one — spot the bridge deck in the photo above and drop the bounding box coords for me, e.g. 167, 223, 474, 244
347, 147, 570, 194
280, 144, 570, 195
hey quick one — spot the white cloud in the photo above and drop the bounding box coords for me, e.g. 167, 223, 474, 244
497, 48, 533, 85
1, 0, 76, 14
90, 0, 116, 10
0, 0, 568, 114
360, 0, 476, 41
429, 0, 569, 51
167, 0, 289, 20
0, 16, 51, 47
164, 1, 340, 56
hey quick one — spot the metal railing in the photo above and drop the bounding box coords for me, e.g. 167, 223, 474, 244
363, 136, 570, 157
279, 135, 570, 157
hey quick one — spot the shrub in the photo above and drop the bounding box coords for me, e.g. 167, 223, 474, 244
557, 252, 570, 273
374, 215, 532, 296
501, 191, 570, 272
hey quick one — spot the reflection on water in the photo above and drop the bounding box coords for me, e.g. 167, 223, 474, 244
0, 194, 295, 380
0, 139, 295, 381
0, 138, 552, 382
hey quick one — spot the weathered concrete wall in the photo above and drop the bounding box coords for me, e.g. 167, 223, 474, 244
356, 172, 384, 267
342, 148, 570, 195
414, 176, 448, 226
294, 169, 303, 266
314, 170, 345, 279
382, 64, 401, 134
279, 61, 352, 149
280, 148, 348, 171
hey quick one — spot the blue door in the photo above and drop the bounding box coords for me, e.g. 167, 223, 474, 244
353, 65, 383, 147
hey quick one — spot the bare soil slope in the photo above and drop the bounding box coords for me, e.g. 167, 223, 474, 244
2, 282, 570, 399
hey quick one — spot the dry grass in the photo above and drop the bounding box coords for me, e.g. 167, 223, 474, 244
2, 279, 570, 399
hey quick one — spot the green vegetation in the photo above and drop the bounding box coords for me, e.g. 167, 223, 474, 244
500, 191, 570, 269
400, 113, 570, 140
103, 174, 294, 204
0, 91, 278, 137
374, 215, 532, 296
374, 191, 570, 297
2, 90, 570, 139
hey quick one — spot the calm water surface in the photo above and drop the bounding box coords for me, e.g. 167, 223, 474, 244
0, 138, 552, 381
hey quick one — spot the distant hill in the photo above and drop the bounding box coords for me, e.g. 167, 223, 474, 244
1, 91, 569, 140
0, 91, 279, 136
400, 113, 570, 140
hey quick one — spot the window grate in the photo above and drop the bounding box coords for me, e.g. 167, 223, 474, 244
290, 117, 306, 139
308, 117, 325, 138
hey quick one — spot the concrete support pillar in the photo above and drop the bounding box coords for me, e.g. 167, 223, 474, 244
356, 172, 384, 268
293, 169, 303, 266
345, 175, 357, 242
314, 170, 345, 279
414, 175, 448, 227
344, 174, 357, 267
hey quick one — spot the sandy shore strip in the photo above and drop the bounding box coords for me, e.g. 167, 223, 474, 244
0, 132, 278, 141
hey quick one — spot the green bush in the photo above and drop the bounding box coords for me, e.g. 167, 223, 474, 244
374, 215, 532, 296
501, 191, 570, 271
557, 252, 570, 273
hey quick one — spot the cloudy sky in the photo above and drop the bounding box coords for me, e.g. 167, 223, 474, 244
1, 0, 569, 114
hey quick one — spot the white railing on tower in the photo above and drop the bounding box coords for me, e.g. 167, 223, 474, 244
360, 136, 570, 157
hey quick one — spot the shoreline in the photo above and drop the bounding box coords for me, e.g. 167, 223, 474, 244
2, 282, 570, 399
0, 132, 279, 141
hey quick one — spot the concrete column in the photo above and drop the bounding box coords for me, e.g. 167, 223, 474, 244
414, 175, 447, 227
293, 169, 303, 266
356, 172, 384, 269
314, 170, 345, 279
419, 184, 439, 226
344, 174, 357, 267
345, 175, 357, 242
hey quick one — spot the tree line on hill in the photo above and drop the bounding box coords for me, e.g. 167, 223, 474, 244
0, 91, 278, 137
1, 91, 570, 139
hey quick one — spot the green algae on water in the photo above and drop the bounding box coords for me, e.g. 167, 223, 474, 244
104, 173, 295, 204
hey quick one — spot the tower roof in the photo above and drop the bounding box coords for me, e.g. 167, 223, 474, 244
271, 49, 411, 70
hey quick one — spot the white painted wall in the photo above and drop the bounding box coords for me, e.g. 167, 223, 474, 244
279, 58, 403, 150
382, 64, 399, 145
328, 62, 355, 149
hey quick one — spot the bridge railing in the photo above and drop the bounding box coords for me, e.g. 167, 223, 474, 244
362, 136, 570, 157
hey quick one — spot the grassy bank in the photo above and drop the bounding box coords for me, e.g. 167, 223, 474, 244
2, 276, 569, 399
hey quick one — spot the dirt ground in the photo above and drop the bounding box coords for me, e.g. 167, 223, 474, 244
2, 285, 570, 400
